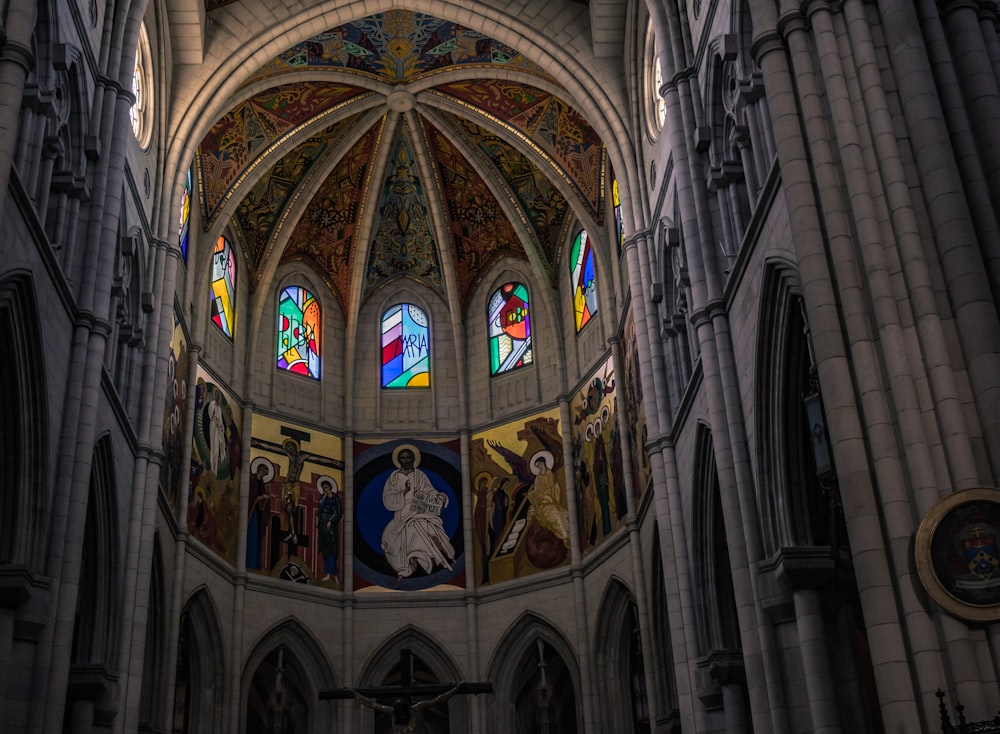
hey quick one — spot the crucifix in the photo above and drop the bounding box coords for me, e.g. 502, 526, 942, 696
319, 648, 492, 733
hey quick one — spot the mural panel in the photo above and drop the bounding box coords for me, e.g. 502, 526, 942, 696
248, 415, 344, 588
470, 411, 569, 585
188, 370, 242, 564
354, 438, 464, 591
160, 311, 189, 513
622, 309, 651, 498
570, 357, 627, 553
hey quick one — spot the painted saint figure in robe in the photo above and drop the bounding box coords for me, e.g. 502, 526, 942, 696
381, 445, 456, 579
316, 475, 343, 583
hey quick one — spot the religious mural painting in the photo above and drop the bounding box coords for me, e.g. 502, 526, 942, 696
188, 369, 242, 563
570, 356, 627, 553
622, 308, 651, 498
353, 438, 464, 591
470, 411, 569, 585
160, 311, 189, 513
248, 415, 344, 587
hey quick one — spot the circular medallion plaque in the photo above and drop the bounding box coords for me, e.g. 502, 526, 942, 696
915, 487, 1000, 623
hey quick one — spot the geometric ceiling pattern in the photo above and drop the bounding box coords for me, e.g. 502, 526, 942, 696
197, 9, 609, 314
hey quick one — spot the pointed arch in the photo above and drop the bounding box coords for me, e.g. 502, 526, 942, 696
593, 577, 650, 733
356, 625, 467, 733
276, 284, 322, 379
0, 273, 49, 569
485, 612, 581, 734
690, 424, 747, 719
380, 301, 431, 388
487, 281, 533, 375
649, 528, 682, 732
174, 587, 226, 734
210, 234, 237, 338
242, 617, 337, 734
64, 435, 123, 729
753, 259, 831, 555
71, 434, 122, 669
570, 228, 598, 332
139, 533, 168, 731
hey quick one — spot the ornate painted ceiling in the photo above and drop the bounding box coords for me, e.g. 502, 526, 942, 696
197, 9, 608, 314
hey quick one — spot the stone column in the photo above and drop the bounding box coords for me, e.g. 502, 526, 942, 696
0, 1, 36, 219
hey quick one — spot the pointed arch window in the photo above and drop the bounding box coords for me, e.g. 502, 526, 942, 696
645, 22, 666, 137
489, 282, 532, 375
178, 168, 191, 261
381, 303, 430, 388
210, 235, 236, 339
613, 178, 625, 254
129, 22, 152, 148
277, 286, 321, 379
570, 229, 598, 332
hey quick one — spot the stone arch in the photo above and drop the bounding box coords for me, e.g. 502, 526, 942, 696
356, 624, 467, 733
690, 423, 738, 657
649, 527, 682, 732
485, 611, 581, 734
593, 576, 650, 733
753, 259, 832, 555
0, 273, 49, 570
138, 533, 168, 731
703, 41, 751, 270
753, 260, 884, 733
173, 587, 226, 733
110, 223, 150, 412
71, 434, 121, 669
690, 422, 748, 726
64, 434, 123, 730
241, 617, 337, 734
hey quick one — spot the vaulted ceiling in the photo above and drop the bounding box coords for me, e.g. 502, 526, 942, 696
196, 10, 610, 315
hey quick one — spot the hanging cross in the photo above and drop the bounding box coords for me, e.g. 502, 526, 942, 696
319, 649, 492, 733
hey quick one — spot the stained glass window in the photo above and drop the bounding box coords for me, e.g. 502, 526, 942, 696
645, 22, 666, 136
381, 303, 430, 388
178, 168, 191, 261
129, 23, 152, 148
210, 235, 236, 338
571, 229, 598, 332
489, 282, 532, 375
613, 178, 625, 254
277, 286, 321, 379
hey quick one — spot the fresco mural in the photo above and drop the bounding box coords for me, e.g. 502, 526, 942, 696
248, 415, 344, 588
470, 411, 569, 585
570, 357, 627, 553
354, 438, 464, 591
188, 370, 242, 564
621, 309, 651, 498
160, 311, 189, 513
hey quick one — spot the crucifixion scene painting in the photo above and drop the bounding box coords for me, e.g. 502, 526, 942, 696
248, 414, 345, 587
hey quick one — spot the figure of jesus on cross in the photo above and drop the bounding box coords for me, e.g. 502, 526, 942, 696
319, 649, 492, 733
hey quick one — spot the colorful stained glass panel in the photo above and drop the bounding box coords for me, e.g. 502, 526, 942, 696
489, 283, 532, 375
571, 230, 597, 332
210, 236, 236, 338
381, 304, 430, 388
277, 286, 321, 379
613, 178, 624, 255
179, 168, 191, 261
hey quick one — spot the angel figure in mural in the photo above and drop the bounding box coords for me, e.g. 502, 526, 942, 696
350, 683, 463, 734
381, 445, 456, 580
488, 423, 570, 566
